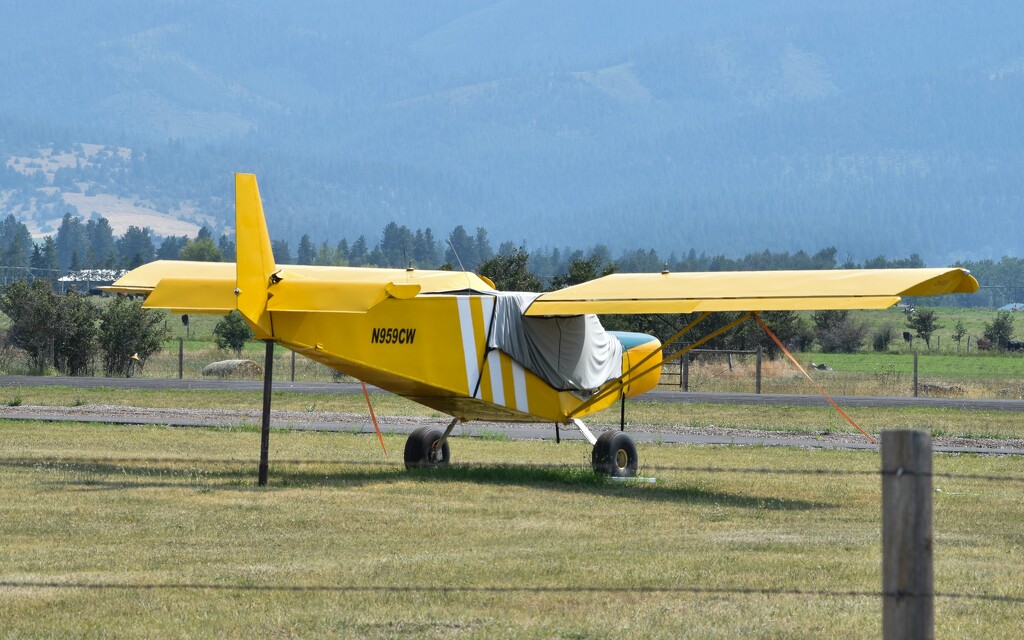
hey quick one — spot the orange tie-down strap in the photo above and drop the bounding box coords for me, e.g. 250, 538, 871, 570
754, 313, 878, 446
362, 381, 389, 458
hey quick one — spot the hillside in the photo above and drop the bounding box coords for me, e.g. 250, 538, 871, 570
2, 1, 1023, 263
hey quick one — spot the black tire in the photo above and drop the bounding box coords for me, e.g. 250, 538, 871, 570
403, 426, 451, 470
591, 431, 638, 477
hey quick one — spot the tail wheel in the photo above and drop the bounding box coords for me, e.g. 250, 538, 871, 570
591, 431, 638, 477
404, 426, 451, 470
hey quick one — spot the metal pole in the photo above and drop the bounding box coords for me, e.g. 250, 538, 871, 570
882, 430, 934, 640
178, 337, 184, 380
682, 355, 689, 392
258, 340, 275, 487
619, 394, 625, 431
755, 346, 762, 394
913, 351, 919, 398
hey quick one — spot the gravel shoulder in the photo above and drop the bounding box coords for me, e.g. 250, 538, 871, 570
3, 404, 1022, 455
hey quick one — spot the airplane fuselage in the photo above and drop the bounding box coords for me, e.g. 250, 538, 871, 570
271, 290, 662, 423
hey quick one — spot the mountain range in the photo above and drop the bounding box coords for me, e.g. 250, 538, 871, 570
2, 0, 1023, 264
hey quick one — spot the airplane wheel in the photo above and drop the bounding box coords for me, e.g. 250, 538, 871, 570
591, 431, 638, 477
404, 426, 451, 470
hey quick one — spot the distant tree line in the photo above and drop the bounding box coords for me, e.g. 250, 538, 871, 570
2, 210, 1019, 324
942, 257, 1024, 309
1, 209, 932, 283
0, 219, 1018, 373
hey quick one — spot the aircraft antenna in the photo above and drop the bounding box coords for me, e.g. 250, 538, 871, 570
447, 238, 467, 272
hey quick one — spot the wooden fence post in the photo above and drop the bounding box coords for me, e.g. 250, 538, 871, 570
913, 351, 919, 397
755, 346, 762, 394
682, 354, 689, 392
882, 430, 934, 640
178, 337, 184, 380
290, 351, 296, 382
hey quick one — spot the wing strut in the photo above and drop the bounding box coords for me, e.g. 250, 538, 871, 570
568, 312, 752, 419
753, 313, 877, 445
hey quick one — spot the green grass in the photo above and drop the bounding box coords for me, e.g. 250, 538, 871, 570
660, 346, 1023, 398
0, 385, 437, 415
792, 351, 1024, 378
0, 420, 1021, 638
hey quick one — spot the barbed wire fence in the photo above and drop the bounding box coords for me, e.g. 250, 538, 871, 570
2, 431, 1023, 635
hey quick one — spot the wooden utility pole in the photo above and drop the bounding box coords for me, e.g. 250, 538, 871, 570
913, 351, 919, 397
755, 346, 762, 394
882, 430, 934, 640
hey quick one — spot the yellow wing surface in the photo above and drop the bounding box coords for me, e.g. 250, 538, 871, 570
525, 269, 979, 316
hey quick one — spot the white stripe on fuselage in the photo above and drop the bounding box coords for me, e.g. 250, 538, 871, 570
487, 351, 504, 406
511, 359, 528, 413
477, 296, 496, 401
457, 296, 479, 396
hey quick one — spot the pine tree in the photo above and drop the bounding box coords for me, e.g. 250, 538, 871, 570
297, 234, 316, 264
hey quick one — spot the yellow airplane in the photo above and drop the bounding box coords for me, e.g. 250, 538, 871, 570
108, 174, 978, 479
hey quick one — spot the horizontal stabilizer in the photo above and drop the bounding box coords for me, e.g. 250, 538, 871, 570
108, 262, 493, 314
143, 276, 236, 314
102, 260, 235, 296
267, 280, 421, 314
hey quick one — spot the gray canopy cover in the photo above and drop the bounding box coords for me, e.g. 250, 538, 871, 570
485, 292, 623, 394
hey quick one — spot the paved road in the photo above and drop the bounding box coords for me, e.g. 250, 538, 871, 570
3, 375, 1023, 412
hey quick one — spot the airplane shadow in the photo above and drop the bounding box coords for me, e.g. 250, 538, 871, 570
4, 459, 831, 511
397, 464, 832, 511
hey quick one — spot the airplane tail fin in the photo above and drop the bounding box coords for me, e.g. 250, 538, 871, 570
234, 173, 277, 338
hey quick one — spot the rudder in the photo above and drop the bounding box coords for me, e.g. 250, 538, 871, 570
235, 173, 277, 338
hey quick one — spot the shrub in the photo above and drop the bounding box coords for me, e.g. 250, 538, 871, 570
872, 323, 896, 352
983, 311, 1014, 351
0, 279, 98, 375
906, 308, 942, 350
213, 311, 254, 357
813, 310, 868, 353
98, 296, 169, 376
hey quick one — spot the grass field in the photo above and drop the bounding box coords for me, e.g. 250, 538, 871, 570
1, 419, 1022, 638
658, 345, 1024, 398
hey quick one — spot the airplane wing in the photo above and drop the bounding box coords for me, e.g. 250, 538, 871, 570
525, 268, 978, 316
105, 261, 495, 315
